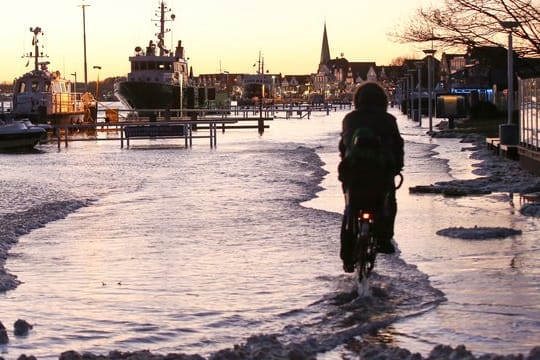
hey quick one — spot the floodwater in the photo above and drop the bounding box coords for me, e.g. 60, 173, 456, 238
0, 105, 538, 359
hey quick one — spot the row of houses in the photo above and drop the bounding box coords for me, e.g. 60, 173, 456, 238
197, 23, 535, 110
197, 23, 540, 175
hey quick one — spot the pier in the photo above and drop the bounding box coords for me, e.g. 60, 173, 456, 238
4, 101, 345, 149
45, 107, 274, 149
48, 118, 237, 149
229, 102, 352, 120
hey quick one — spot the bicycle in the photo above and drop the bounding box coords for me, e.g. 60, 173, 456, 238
344, 173, 404, 286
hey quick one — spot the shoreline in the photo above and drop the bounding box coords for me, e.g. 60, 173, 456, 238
0, 199, 91, 292
415, 131, 540, 195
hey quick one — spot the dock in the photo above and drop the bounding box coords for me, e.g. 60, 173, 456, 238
45, 107, 274, 149
242, 102, 352, 120
6, 102, 344, 149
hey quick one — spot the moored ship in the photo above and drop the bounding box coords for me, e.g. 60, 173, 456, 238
11, 27, 95, 125
114, 1, 215, 116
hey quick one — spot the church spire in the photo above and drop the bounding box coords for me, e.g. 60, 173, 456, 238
320, 22, 330, 65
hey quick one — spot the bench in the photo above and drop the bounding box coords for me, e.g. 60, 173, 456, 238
486, 137, 518, 160
124, 124, 185, 138
124, 124, 188, 148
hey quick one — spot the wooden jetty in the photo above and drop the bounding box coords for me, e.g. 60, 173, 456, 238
45, 107, 273, 149
36, 101, 346, 149
48, 118, 237, 149
225, 101, 351, 120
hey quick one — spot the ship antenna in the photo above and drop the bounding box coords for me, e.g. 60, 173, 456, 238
26, 27, 48, 71
153, 1, 175, 56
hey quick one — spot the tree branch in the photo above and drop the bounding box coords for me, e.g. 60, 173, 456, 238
390, 0, 540, 57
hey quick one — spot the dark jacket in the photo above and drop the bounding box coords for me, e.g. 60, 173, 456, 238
338, 109, 404, 190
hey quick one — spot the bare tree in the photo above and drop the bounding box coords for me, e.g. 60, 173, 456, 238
392, 0, 540, 57
389, 56, 411, 66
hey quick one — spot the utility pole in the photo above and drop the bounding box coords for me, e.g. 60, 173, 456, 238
499, 21, 520, 145
257, 51, 265, 135
423, 49, 436, 133
79, 2, 90, 92
415, 61, 423, 126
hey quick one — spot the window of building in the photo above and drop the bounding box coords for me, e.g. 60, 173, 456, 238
18, 81, 27, 93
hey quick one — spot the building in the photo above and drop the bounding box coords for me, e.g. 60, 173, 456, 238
198, 23, 410, 104
281, 75, 312, 99
440, 52, 467, 90
312, 22, 385, 101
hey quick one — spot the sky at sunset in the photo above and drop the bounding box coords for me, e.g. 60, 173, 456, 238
0, 0, 437, 83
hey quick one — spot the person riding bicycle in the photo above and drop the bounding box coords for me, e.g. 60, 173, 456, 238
338, 81, 404, 273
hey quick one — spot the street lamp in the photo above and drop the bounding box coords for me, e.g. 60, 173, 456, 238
271, 75, 276, 103
423, 49, 436, 133
404, 75, 411, 117
400, 77, 407, 113
93, 65, 101, 122
501, 20, 519, 125
71, 72, 77, 94
93, 65, 101, 100
222, 70, 229, 93
415, 61, 423, 126
407, 69, 416, 120
499, 20, 520, 145
79, 1, 90, 91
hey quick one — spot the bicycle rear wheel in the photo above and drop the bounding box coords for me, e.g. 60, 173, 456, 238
354, 210, 377, 283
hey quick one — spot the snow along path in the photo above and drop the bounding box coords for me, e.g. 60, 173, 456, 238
409, 132, 540, 241
411, 132, 540, 196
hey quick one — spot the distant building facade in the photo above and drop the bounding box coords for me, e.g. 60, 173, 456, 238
312, 22, 390, 101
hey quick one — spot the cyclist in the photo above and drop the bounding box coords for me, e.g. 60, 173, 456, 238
338, 81, 404, 273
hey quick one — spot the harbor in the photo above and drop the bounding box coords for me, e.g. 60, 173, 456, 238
1, 0, 540, 358
1, 100, 351, 150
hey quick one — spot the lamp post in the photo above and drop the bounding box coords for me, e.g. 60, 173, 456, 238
255, 51, 265, 135
415, 61, 423, 126
271, 75, 275, 103
499, 20, 520, 145
93, 66, 101, 100
93, 65, 101, 121
405, 75, 411, 118
401, 77, 407, 113
180, 73, 183, 117
401, 77, 406, 111
408, 70, 416, 119
223, 70, 229, 94
79, 2, 90, 91
71, 72, 77, 94
423, 49, 436, 133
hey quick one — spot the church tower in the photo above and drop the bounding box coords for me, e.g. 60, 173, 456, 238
315, 21, 333, 94
320, 22, 331, 66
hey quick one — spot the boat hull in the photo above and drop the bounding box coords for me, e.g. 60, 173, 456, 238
0, 126, 46, 151
115, 81, 216, 117
115, 81, 180, 110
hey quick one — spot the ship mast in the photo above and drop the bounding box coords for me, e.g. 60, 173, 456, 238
26, 27, 47, 71
154, 1, 175, 56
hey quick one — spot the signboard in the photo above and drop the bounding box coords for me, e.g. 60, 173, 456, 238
436, 94, 468, 118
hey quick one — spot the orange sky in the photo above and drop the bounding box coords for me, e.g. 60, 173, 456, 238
0, 0, 435, 83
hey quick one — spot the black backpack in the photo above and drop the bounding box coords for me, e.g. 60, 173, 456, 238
342, 126, 396, 205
